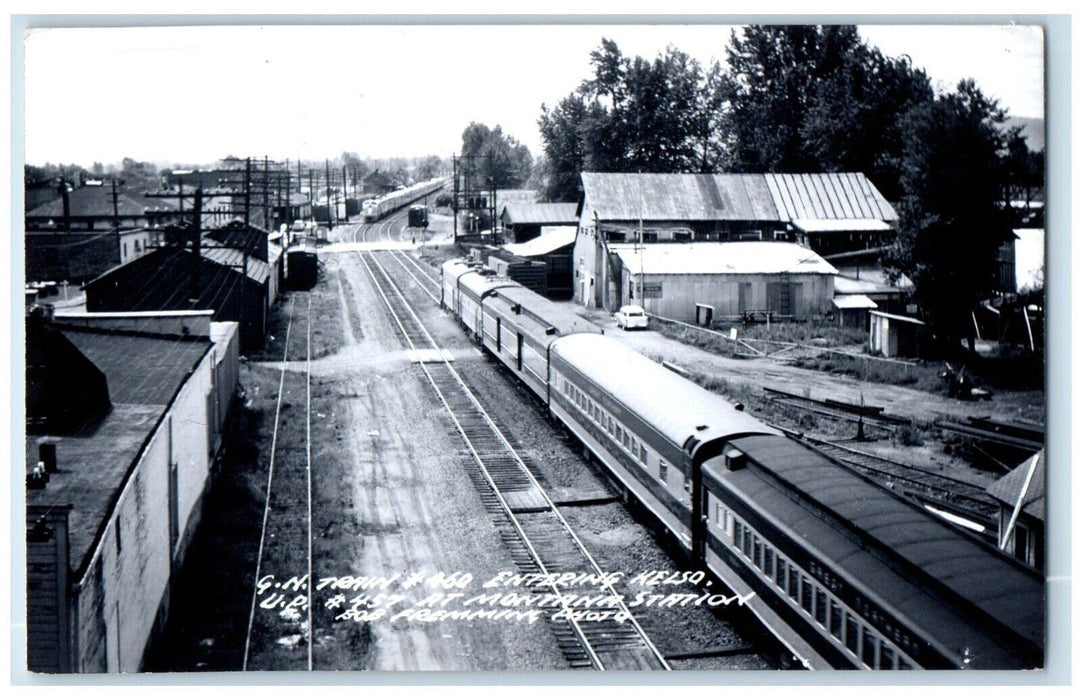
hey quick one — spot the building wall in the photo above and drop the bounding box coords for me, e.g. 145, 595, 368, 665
71, 347, 217, 672
619, 271, 834, 322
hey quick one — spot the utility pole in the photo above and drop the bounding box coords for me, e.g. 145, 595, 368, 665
111, 177, 120, 231
452, 154, 458, 243
189, 188, 204, 303
342, 163, 348, 222
242, 157, 251, 346
325, 159, 333, 229
263, 156, 270, 232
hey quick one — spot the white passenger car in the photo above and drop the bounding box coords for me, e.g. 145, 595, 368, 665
614, 304, 649, 330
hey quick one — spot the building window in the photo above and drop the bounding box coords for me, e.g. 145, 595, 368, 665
672, 230, 693, 242
641, 230, 659, 243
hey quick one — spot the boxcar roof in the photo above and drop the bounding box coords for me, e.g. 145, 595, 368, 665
550, 333, 779, 452
710, 435, 1043, 667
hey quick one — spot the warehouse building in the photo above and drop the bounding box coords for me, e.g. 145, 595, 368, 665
573, 171, 897, 312
82, 240, 272, 353
499, 202, 579, 243
606, 241, 837, 323
26, 309, 238, 673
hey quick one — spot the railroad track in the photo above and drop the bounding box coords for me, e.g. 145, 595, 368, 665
358, 250, 670, 671
242, 293, 316, 671
799, 436, 999, 532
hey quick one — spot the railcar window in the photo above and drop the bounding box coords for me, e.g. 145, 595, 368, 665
752, 536, 762, 569
763, 548, 774, 579
787, 568, 799, 599
733, 521, 743, 549
659, 460, 669, 482
879, 645, 895, 670
862, 628, 878, 668
800, 575, 813, 614
742, 529, 752, 558
724, 510, 734, 537
845, 616, 860, 655
775, 558, 787, 589
829, 601, 843, 640
815, 590, 828, 626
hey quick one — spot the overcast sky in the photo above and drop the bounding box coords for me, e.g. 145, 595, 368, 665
21, 23, 1045, 168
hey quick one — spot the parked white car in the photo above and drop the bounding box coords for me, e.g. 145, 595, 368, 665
614, 304, 649, 330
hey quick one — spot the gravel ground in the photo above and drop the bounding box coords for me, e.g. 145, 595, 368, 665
395, 249, 775, 671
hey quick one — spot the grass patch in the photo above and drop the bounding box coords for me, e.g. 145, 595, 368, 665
720, 320, 866, 348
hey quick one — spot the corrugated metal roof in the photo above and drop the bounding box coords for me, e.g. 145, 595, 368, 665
987, 451, 1045, 520
765, 173, 897, 222
503, 227, 577, 257
582, 172, 780, 222
581, 172, 897, 225
201, 246, 271, 284
502, 202, 579, 225
609, 242, 837, 276
832, 294, 877, 310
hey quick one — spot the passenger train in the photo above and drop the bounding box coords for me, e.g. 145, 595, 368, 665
363, 177, 444, 222
440, 259, 1044, 671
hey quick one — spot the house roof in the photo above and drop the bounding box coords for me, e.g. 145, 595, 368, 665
501, 202, 579, 225
201, 246, 271, 284
26, 324, 211, 577
869, 310, 925, 325
502, 226, 577, 257
986, 450, 1045, 521
581, 172, 898, 225
26, 184, 177, 219
609, 241, 838, 276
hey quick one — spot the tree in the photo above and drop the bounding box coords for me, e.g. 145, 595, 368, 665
538, 39, 724, 201
418, 155, 444, 180
719, 25, 933, 199
459, 122, 533, 190
885, 79, 1017, 355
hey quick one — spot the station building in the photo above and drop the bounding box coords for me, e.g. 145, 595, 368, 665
25, 181, 180, 232
25, 309, 239, 673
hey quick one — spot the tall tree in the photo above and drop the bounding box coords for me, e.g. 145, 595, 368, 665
885, 79, 1017, 354
460, 122, 533, 190
720, 25, 932, 199
538, 39, 724, 201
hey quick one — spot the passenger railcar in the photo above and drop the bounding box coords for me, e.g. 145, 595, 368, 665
437, 260, 1045, 671
701, 436, 1043, 670
363, 178, 443, 222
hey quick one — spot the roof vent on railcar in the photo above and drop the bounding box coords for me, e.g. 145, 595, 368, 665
723, 446, 747, 471
545, 327, 557, 336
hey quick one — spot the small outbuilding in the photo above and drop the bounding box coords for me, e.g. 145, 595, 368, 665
868, 310, 926, 358
986, 450, 1044, 571
499, 202, 580, 243
501, 226, 577, 299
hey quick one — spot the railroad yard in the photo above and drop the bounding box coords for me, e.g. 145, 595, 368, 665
22, 24, 1053, 678
140, 196, 1045, 673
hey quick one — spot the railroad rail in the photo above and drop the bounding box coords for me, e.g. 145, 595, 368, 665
242, 294, 316, 671
358, 250, 670, 671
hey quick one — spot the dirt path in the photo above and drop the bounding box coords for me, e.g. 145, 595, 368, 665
573, 308, 1044, 428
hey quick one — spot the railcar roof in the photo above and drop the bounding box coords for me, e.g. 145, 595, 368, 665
709, 435, 1044, 667
550, 333, 778, 450
456, 269, 517, 297
490, 286, 601, 338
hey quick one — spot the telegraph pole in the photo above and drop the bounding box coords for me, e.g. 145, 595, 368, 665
324, 159, 333, 229
111, 177, 120, 231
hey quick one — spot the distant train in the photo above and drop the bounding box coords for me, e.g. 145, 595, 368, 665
363, 178, 443, 222
440, 259, 1044, 671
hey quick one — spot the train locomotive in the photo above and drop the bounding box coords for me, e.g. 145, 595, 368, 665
363, 177, 443, 222
440, 258, 1044, 671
